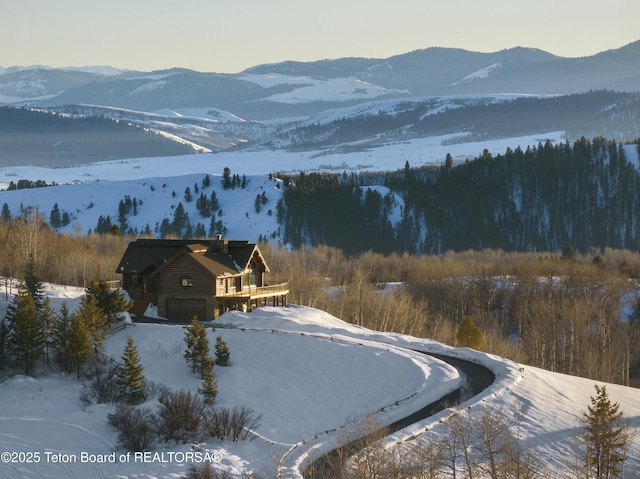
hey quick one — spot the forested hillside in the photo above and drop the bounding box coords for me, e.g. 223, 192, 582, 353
280, 137, 640, 255
0, 107, 196, 167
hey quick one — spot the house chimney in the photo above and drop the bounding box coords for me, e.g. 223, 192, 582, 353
212, 235, 228, 254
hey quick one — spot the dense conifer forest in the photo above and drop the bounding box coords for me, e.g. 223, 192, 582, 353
280, 137, 640, 255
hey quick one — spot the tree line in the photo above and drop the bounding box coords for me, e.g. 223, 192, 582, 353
279, 137, 640, 255
0, 257, 130, 376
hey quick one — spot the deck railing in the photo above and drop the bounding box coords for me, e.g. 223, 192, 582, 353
216, 282, 289, 299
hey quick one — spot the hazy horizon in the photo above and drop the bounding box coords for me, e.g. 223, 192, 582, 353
4, 0, 640, 74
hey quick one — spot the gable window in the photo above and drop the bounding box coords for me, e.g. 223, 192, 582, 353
180, 277, 193, 287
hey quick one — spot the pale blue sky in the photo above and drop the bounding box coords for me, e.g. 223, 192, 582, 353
2, 0, 639, 73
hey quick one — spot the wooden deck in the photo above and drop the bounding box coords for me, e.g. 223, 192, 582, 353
216, 282, 289, 300
216, 282, 289, 312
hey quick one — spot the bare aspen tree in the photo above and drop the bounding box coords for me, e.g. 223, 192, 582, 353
407, 436, 446, 478
17, 206, 44, 263
441, 411, 475, 479
474, 407, 514, 479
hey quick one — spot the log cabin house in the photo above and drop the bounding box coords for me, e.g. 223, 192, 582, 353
116, 237, 288, 321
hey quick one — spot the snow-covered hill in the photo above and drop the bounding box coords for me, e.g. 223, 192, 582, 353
1, 288, 638, 478
0, 132, 565, 242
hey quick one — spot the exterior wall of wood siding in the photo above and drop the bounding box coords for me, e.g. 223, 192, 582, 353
155, 255, 217, 321
157, 254, 214, 296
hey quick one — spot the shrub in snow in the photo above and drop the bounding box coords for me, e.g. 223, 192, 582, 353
202, 406, 262, 442
156, 389, 205, 444
81, 354, 123, 404
107, 403, 156, 452
185, 462, 235, 479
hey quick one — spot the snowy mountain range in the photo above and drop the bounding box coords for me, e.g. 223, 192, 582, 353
2, 40, 640, 116
2, 41, 640, 169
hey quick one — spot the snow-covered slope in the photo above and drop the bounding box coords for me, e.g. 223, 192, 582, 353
1, 291, 639, 478
260, 77, 405, 104
0, 132, 566, 241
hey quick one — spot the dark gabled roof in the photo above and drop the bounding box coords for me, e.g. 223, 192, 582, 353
116, 238, 267, 277
176, 244, 241, 277
116, 239, 202, 274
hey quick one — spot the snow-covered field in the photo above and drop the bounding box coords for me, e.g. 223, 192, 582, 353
1, 285, 639, 478
0, 131, 571, 241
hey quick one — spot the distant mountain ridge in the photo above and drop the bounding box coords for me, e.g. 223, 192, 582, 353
2, 40, 640, 117
2, 40, 640, 168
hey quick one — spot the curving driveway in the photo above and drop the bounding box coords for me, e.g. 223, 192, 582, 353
302, 350, 495, 478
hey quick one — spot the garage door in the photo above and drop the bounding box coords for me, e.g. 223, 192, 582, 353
166, 298, 207, 322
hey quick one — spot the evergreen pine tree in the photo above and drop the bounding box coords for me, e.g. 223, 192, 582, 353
0, 321, 9, 371
172, 203, 188, 237
215, 335, 230, 366
49, 203, 62, 228
1, 202, 11, 221
196, 193, 210, 218
116, 336, 146, 405
51, 302, 73, 373
5, 289, 44, 375
210, 190, 219, 211
68, 311, 93, 379
208, 213, 217, 237
183, 317, 212, 376
40, 297, 58, 364
445, 152, 453, 170
222, 167, 232, 190
198, 364, 218, 405
581, 385, 629, 479
455, 316, 484, 350
22, 254, 46, 311
118, 199, 128, 231
86, 281, 131, 325
194, 328, 212, 377
75, 294, 109, 352
183, 316, 200, 374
